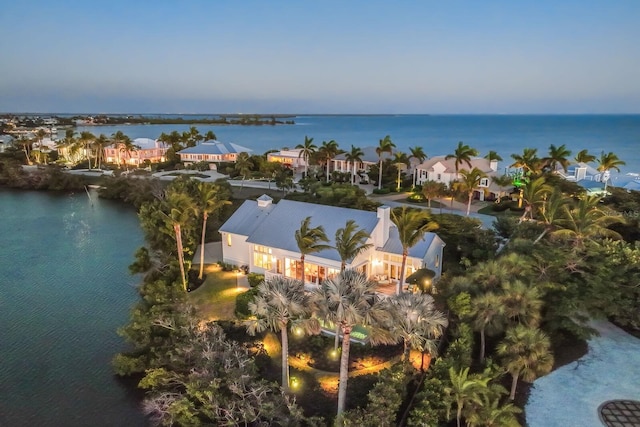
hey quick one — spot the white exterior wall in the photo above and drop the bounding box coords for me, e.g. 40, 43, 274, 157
221, 232, 252, 267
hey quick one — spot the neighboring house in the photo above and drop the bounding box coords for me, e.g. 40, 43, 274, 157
332, 146, 396, 181
415, 155, 508, 201
267, 148, 307, 168
219, 195, 445, 295
104, 138, 168, 166
177, 140, 252, 166
556, 162, 601, 182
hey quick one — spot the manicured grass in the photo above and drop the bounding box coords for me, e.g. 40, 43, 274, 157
187, 264, 247, 321
477, 204, 523, 217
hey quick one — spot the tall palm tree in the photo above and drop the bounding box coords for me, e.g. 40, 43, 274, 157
312, 270, 393, 423
409, 146, 427, 164
111, 130, 128, 167
295, 136, 317, 178
533, 188, 569, 244
470, 293, 504, 363
484, 150, 503, 162
497, 325, 554, 400
510, 148, 541, 175
78, 131, 96, 170
390, 206, 439, 295
92, 133, 109, 169
552, 196, 623, 247
469, 253, 532, 294
234, 152, 253, 189
455, 167, 488, 216
318, 140, 340, 182
385, 292, 448, 363
421, 180, 447, 208
445, 367, 490, 427
246, 276, 312, 393
445, 141, 479, 177
499, 280, 543, 327
194, 182, 230, 279
393, 151, 410, 191
597, 151, 626, 192
294, 216, 331, 282
520, 176, 552, 220
574, 149, 596, 164
203, 130, 217, 141
120, 136, 138, 170
344, 145, 364, 184
16, 135, 33, 165
543, 144, 572, 173
164, 191, 196, 291
376, 135, 395, 189
334, 220, 372, 271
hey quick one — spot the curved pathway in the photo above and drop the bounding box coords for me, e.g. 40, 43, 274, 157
526, 320, 640, 427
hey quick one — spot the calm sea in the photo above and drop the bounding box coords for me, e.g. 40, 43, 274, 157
76, 114, 640, 174
0, 190, 146, 426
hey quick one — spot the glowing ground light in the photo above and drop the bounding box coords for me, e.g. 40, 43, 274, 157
294, 327, 303, 336
290, 377, 300, 390
329, 348, 339, 360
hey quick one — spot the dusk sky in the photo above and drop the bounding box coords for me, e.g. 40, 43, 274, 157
1, 0, 639, 114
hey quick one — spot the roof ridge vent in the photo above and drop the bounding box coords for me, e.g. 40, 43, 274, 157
257, 194, 273, 208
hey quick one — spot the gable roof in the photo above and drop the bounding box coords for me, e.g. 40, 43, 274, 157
380, 228, 439, 259
177, 140, 253, 155
417, 156, 495, 174
221, 198, 380, 263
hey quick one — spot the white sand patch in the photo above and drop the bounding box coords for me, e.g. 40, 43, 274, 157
526, 320, 640, 427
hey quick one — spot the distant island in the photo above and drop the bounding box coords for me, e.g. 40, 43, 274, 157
0, 113, 296, 130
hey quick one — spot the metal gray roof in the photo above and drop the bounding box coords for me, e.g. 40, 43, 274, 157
244, 199, 380, 263
177, 140, 253, 155
380, 228, 439, 259
219, 200, 275, 236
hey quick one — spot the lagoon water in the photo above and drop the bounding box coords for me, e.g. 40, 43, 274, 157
0, 190, 146, 426
77, 114, 640, 174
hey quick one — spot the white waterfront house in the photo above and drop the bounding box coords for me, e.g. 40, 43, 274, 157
415, 155, 509, 201
331, 146, 396, 182
266, 148, 307, 169
219, 195, 445, 294
177, 140, 252, 166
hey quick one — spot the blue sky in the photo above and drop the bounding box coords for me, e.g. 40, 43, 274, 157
1, 0, 639, 114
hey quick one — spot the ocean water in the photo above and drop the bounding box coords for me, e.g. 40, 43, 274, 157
0, 190, 146, 426
76, 114, 640, 174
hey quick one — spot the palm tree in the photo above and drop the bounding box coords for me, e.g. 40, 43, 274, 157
455, 167, 488, 216
445, 141, 479, 177
120, 136, 138, 170
92, 133, 109, 169
164, 191, 196, 291
421, 180, 447, 208
445, 367, 490, 427
470, 293, 504, 363
465, 395, 521, 427
312, 270, 393, 423
390, 206, 439, 295
510, 148, 541, 175
78, 131, 96, 169
334, 220, 372, 271
204, 130, 217, 141
318, 140, 340, 182
16, 135, 33, 165
385, 292, 448, 363
234, 152, 253, 189
111, 130, 128, 167
469, 253, 531, 294
497, 325, 554, 400
520, 176, 552, 219
246, 276, 312, 393
543, 144, 572, 173
294, 216, 331, 282
344, 145, 364, 184
597, 151, 625, 173
552, 196, 623, 246
376, 135, 395, 189
484, 150, 503, 162
500, 280, 543, 327
533, 188, 569, 244
409, 146, 427, 164
574, 149, 596, 164
295, 136, 317, 178
393, 151, 410, 191
194, 182, 230, 279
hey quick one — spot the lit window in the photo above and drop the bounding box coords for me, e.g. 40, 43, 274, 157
254, 245, 272, 269
435, 255, 440, 268
226, 233, 232, 246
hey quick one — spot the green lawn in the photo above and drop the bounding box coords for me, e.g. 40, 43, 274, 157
187, 265, 247, 321
477, 204, 524, 217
